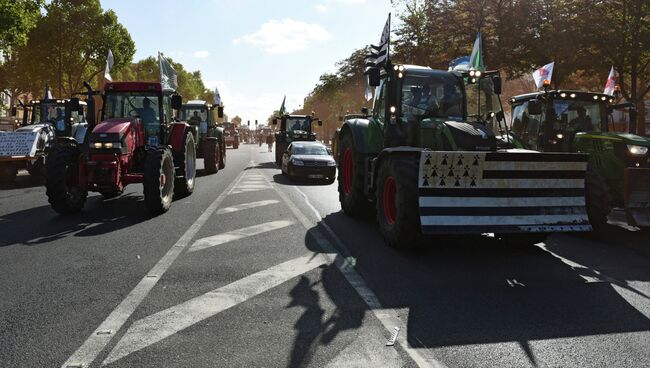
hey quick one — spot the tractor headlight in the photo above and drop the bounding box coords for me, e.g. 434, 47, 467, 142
292, 159, 304, 166
92, 142, 122, 149
627, 145, 648, 156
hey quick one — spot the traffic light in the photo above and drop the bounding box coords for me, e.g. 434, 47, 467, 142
255, 120, 258, 125
247, 120, 250, 126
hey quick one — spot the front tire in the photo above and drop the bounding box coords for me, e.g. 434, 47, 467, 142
203, 137, 219, 174
45, 143, 87, 214
375, 155, 421, 249
174, 132, 196, 197
337, 132, 373, 217
144, 148, 175, 214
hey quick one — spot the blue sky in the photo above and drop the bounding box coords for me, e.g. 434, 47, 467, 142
101, 0, 393, 122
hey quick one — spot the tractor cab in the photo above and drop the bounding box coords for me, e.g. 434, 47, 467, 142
19, 98, 87, 137
510, 90, 650, 227
178, 100, 226, 172
272, 114, 322, 164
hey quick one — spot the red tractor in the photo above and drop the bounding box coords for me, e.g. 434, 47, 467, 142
45, 82, 196, 214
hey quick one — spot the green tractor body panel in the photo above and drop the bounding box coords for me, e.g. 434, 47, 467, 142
336, 64, 592, 241
510, 90, 650, 227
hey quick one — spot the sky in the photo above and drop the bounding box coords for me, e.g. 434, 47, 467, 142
101, 0, 394, 123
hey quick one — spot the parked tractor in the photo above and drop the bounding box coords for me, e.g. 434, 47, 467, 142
0, 91, 87, 183
45, 82, 196, 214
334, 64, 592, 248
272, 114, 322, 165
508, 90, 650, 228
179, 100, 226, 174
222, 122, 239, 149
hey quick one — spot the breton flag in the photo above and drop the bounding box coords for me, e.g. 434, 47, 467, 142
469, 32, 484, 71
158, 52, 178, 91
104, 49, 114, 82
532, 61, 555, 89
364, 13, 391, 70
279, 95, 286, 115
603, 66, 616, 96
214, 85, 222, 106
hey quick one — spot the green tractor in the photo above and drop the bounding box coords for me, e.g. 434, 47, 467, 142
179, 100, 226, 174
508, 90, 650, 228
272, 114, 322, 165
334, 63, 593, 248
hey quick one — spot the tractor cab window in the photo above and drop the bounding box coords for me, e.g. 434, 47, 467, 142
550, 100, 606, 133
400, 74, 463, 122
373, 79, 386, 123
40, 102, 67, 131
162, 95, 172, 124
515, 101, 544, 150
180, 107, 208, 124
465, 76, 499, 124
287, 118, 310, 132
104, 92, 161, 138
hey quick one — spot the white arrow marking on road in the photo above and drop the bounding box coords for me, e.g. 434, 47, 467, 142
189, 220, 294, 252
103, 252, 332, 365
216, 200, 280, 214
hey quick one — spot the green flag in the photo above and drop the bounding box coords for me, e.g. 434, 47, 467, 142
469, 32, 484, 71
279, 96, 286, 116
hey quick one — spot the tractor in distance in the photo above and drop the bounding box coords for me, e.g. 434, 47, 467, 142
508, 90, 650, 228
45, 81, 196, 215
179, 100, 226, 174
272, 113, 322, 165
1, 90, 87, 183
335, 63, 593, 248
222, 121, 240, 149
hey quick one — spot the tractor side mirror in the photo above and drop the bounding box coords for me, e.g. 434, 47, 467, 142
492, 75, 502, 95
68, 98, 80, 112
10, 106, 17, 117
528, 100, 542, 115
272, 118, 278, 125
361, 107, 369, 115
368, 67, 381, 87
217, 106, 224, 118
171, 95, 183, 110
317, 120, 323, 126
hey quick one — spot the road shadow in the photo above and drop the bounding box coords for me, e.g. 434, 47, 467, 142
272, 173, 334, 187
297, 210, 650, 366
0, 172, 45, 190
0, 192, 154, 247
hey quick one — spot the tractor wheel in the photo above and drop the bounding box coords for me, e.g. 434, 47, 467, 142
203, 137, 219, 174
275, 142, 284, 165
174, 132, 196, 198
45, 143, 87, 214
375, 155, 421, 249
337, 132, 373, 217
218, 139, 226, 169
0, 162, 18, 184
585, 168, 611, 231
144, 148, 175, 214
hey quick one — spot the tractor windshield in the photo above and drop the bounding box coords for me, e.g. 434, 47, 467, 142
180, 106, 208, 124
33, 102, 65, 124
465, 76, 500, 123
550, 99, 607, 133
287, 118, 311, 132
400, 74, 464, 122
104, 92, 161, 137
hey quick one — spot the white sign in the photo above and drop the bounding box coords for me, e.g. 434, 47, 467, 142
0, 131, 39, 157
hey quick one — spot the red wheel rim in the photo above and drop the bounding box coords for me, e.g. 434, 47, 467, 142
342, 148, 353, 195
383, 176, 397, 225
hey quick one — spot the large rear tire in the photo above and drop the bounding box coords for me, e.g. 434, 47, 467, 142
337, 132, 373, 217
375, 155, 421, 249
203, 137, 219, 174
144, 148, 175, 214
585, 169, 611, 231
45, 143, 87, 214
174, 132, 196, 197
0, 162, 18, 184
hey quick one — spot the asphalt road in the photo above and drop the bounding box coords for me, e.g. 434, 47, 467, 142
1, 143, 649, 368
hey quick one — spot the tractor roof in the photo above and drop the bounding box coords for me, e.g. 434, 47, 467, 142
184, 100, 209, 106
105, 82, 163, 93
29, 99, 87, 106
510, 90, 616, 104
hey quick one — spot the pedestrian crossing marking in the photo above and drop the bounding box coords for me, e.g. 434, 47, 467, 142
189, 220, 294, 252
216, 200, 280, 214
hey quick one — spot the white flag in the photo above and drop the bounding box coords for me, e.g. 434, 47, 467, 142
213, 85, 221, 106
532, 61, 555, 89
104, 49, 114, 81
603, 66, 616, 96
158, 52, 178, 91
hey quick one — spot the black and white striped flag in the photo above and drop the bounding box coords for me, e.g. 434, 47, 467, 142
365, 14, 391, 70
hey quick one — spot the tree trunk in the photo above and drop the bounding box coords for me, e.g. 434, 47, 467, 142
636, 99, 646, 136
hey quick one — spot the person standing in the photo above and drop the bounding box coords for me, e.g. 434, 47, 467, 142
266, 133, 274, 152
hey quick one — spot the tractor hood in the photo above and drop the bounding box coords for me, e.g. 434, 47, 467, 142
579, 132, 650, 147
91, 118, 138, 143
15, 123, 52, 133
443, 120, 497, 151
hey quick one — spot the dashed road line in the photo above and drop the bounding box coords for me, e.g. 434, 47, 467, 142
216, 199, 280, 214
103, 252, 332, 365
61, 168, 249, 368
189, 220, 294, 252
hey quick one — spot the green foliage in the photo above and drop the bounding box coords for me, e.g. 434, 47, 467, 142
0, 0, 43, 52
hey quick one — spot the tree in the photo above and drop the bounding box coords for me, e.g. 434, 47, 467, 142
232, 115, 242, 125
0, 0, 43, 53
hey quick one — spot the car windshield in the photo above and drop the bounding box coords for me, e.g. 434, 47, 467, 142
287, 118, 311, 132
180, 107, 208, 123
401, 74, 464, 121
465, 76, 500, 123
292, 145, 328, 156
550, 99, 607, 133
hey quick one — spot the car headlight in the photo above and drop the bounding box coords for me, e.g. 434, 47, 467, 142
327, 161, 336, 166
292, 159, 304, 166
627, 145, 648, 156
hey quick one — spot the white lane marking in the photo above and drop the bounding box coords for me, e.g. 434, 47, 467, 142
103, 252, 332, 365
189, 220, 294, 252
61, 169, 249, 368
216, 200, 280, 214
256, 170, 445, 368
